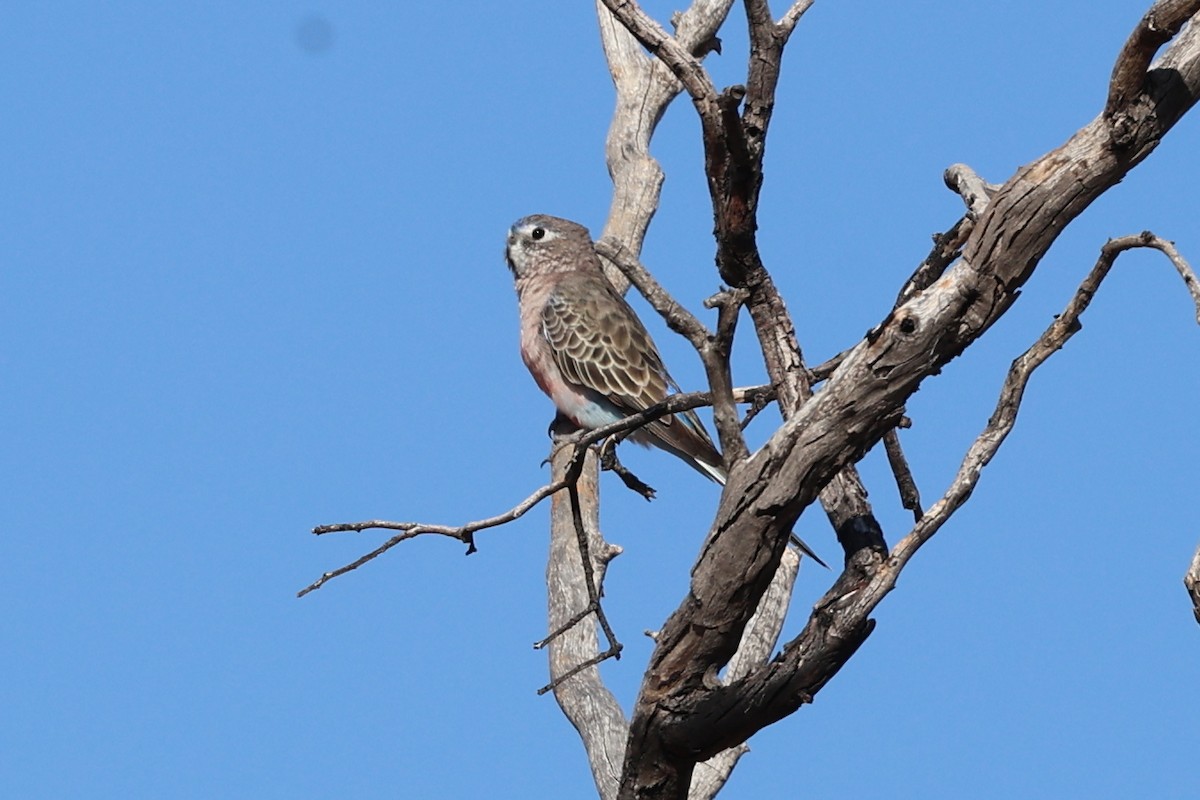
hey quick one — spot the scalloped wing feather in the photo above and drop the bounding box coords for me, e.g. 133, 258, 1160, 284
541, 274, 669, 414
539, 273, 726, 482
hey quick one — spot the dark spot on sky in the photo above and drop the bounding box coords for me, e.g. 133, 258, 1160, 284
295, 15, 334, 54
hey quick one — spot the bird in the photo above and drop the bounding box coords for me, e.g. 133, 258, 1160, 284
506, 214, 724, 482
505, 214, 828, 568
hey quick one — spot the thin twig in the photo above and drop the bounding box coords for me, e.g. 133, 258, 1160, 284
882, 429, 923, 521
535, 435, 624, 670
536, 600, 603, 650
599, 441, 657, 500
566, 479, 619, 660
892, 231, 1200, 564
299, 480, 568, 597
739, 388, 776, 430
778, 1, 816, 37
595, 237, 712, 349
537, 645, 625, 696
541, 436, 625, 796
895, 216, 973, 306
536, 482, 624, 685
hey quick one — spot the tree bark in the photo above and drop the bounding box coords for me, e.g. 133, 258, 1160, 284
617, 5, 1200, 797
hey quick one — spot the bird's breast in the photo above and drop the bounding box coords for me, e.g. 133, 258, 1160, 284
517, 279, 623, 431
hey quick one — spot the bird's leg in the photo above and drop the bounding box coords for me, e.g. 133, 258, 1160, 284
548, 411, 580, 439
542, 413, 588, 468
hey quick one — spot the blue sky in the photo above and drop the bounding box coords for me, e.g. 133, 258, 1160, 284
3, 2, 1198, 798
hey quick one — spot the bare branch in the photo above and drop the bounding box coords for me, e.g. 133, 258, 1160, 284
893, 233, 1199, 560
596, 0, 733, 290
621, 10, 1200, 780
883, 428, 923, 522
599, 441, 657, 500
306, 385, 766, 599
702, 288, 752, 463
594, 237, 712, 350
598, 0, 720, 106
303, 378, 799, 606
778, 1, 816, 38
299, 480, 568, 597
944, 163, 999, 218
894, 215, 973, 306
545, 449, 628, 800
689, 548, 800, 800
1107, 0, 1200, 117
675, 232, 1200, 756
1151, 236, 1200, 321
540, 647, 625, 697
549, 477, 624, 667
298, 528, 424, 598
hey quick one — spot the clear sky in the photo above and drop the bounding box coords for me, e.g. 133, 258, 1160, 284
4, 2, 1198, 798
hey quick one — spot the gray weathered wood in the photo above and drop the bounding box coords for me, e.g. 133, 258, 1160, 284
547, 452, 628, 800
616, 7, 1200, 795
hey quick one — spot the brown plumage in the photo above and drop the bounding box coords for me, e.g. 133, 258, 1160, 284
505, 214, 827, 567
506, 214, 725, 482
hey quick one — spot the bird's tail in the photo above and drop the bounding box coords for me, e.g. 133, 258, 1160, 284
634, 407, 727, 484
786, 533, 830, 569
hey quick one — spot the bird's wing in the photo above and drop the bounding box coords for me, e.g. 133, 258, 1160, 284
541, 273, 724, 481
540, 274, 669, 414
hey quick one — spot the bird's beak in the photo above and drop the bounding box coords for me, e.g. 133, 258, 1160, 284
505, 231, 518, 276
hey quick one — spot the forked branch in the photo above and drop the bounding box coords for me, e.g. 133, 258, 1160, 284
618, 6, 1200, 792
1107, 0, 1200, 116
301, 388, 768, 598
651, 232, 1200, 764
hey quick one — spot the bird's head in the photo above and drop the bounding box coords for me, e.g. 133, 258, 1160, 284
505, 214, 596, 279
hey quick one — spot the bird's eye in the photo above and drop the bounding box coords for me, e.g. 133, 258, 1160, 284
531, 227, 545, 241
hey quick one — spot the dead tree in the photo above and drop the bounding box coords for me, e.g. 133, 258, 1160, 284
303, 2, 1200, 798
